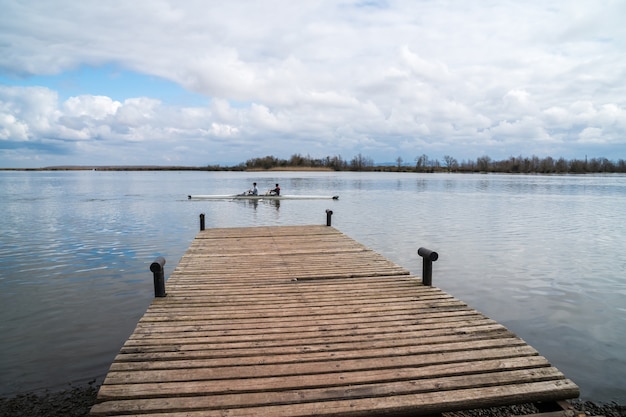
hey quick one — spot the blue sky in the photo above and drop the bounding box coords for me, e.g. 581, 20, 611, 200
1, 0, 625, 168
2, 65, 208, 105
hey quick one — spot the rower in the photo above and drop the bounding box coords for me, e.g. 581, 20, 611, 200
269, 183, 280, 196
247, 182, 258, 195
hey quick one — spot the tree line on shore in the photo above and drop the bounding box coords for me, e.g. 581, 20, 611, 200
10, 153, 622, 173
224, 153, 626, 174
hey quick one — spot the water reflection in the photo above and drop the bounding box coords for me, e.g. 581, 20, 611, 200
233, 199, 281, 210
413, 179, 428, 192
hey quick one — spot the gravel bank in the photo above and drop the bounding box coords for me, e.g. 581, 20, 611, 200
1, 383, 624, 417
0, 383, 98, 417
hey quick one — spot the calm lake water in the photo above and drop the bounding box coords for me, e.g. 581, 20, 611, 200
0, 170, 625, 403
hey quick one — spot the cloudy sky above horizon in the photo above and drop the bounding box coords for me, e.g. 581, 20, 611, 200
1, 0, 625, 168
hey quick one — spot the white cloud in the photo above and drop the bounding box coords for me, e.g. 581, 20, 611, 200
248, 104, 283, 131
400, 46, 451, 83
503, 90, 533, 114
63, 95, 121, 119
114, 98, 160, 127
0, 113, 29, 140
578, 127, 604, 144
209, 122, 239, 138
1, 0, 625, 166
0, 86, 60, 141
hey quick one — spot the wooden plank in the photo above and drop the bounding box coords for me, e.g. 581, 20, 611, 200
108, 337, 529, 372
94, 368, 571, 410
90, 225, 578, 417
105, 344, 541, 384
91, 381, 579, 416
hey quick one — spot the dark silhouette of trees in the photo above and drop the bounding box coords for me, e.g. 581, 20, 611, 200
245, 155, 281, 169
476, 155, 492, 172
241, 153, 626, 174
350, 153, 374, 171
415, 154, 429, 171
443, 155, 458, 171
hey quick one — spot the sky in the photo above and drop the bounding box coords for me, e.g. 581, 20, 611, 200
1, 0, 625, 168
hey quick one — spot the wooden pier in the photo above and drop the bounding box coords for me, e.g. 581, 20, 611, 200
90, 225, 578, 416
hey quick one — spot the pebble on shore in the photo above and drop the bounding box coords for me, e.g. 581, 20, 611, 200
0, 383, 98, 417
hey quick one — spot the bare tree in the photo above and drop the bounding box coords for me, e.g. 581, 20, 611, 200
443, 155, 458, 171
350, 153, 374, 171
415, 154, 429, 171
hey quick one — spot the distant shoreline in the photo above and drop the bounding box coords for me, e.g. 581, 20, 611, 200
0, 166, 334, 172
0, 166, 225, 171
2, 165, 626, 174
2, 152, 626, 174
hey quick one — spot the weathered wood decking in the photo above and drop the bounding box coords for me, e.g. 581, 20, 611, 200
90, 225, 578, 416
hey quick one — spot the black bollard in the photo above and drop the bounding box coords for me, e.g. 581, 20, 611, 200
199, 213, 205, 231
326, 209, 333, 226
150, 256, 166, 297
417, 247, 438, 286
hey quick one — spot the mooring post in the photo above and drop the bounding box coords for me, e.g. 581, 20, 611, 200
150, 256, 166, 297
199, 213, 205, 231
417, 247, 438, 286
326, 209, 333, 226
